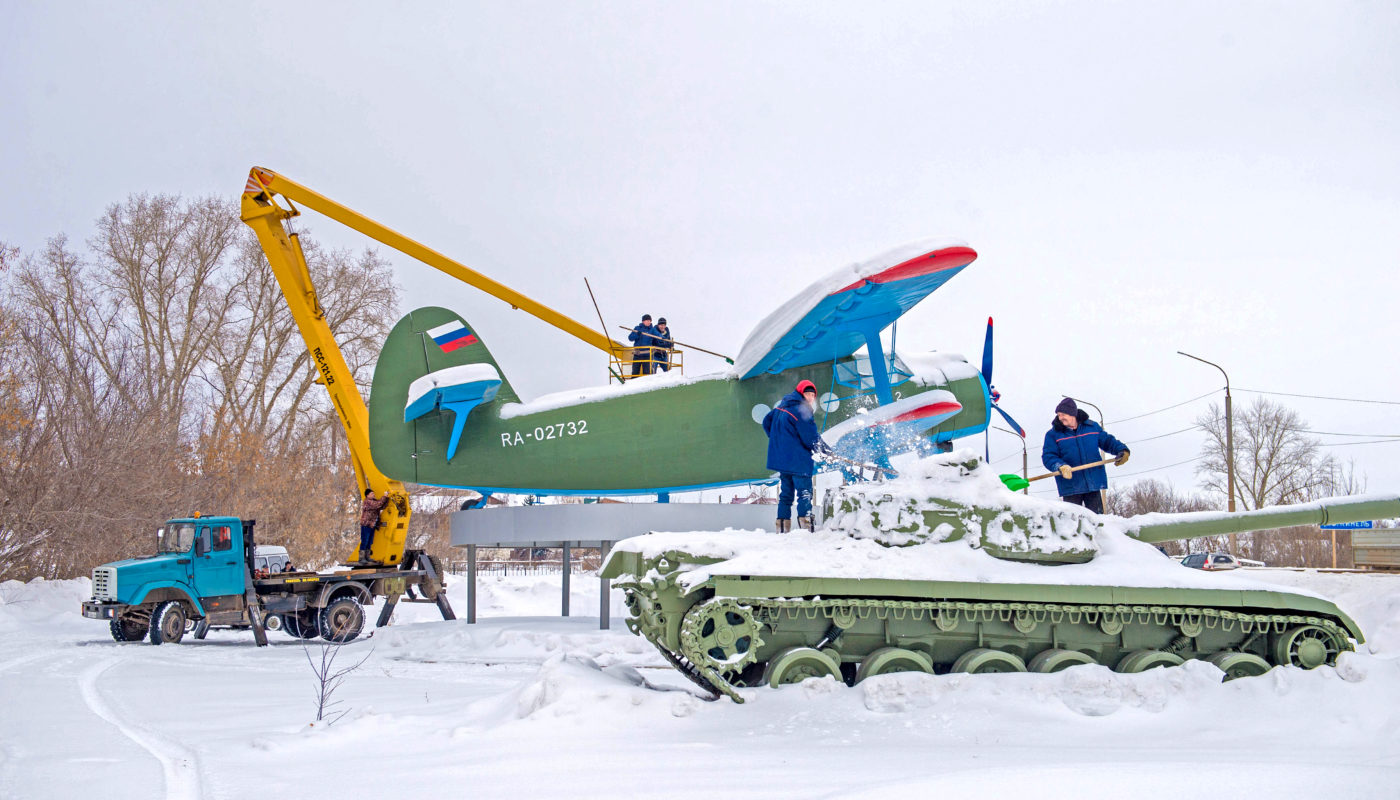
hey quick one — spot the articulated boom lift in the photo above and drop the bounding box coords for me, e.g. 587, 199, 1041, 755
239, 166, 630, 564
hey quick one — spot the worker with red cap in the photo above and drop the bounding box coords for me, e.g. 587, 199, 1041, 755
761, 379, 829, 532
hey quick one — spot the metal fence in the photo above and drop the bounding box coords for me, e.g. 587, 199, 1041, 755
448, 559, 601, 577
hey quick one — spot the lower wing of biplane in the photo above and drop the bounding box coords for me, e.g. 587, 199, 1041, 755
367, 239, 1013, 495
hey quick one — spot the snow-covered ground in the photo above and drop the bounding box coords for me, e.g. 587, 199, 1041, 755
3, 568, 1399, 800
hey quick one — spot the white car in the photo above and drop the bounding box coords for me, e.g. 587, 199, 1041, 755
1181, 552, 1265, 570
253, 545, 291, 573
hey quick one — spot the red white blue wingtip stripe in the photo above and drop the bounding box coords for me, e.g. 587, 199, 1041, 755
886, 400, 963, 426
829, 246, 978, 296
427, 320, 478, 352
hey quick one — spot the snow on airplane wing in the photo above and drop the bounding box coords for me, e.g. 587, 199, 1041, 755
820, 391, 962, 462
732, 238, 977, 380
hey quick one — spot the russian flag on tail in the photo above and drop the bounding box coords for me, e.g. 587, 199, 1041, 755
427, 320, 478, 352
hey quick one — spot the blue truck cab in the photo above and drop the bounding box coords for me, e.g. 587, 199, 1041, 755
84, 513, 454, 646
83, 516, 256, 644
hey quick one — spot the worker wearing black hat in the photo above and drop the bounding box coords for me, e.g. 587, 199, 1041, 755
652, 318, 674, 372
627, 314, 659, 376
1041, 397, 1129, 513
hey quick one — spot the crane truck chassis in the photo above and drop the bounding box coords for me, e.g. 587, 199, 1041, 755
80, 167, 490, 645
82, 516, 452, 645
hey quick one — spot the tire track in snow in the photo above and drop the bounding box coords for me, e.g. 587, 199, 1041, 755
0, 651, 50, 674
79, 656, 204, 800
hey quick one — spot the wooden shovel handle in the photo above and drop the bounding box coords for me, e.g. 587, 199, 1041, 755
1027, 456, 1118, 483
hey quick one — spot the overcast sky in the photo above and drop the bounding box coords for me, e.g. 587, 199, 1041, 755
4, 1, 1399, 501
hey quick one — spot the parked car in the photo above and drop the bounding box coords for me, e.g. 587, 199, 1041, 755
253, 545, 291, 574
1181, 552, 1265, 570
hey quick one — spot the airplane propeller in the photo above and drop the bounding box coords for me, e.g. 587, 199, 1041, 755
981, 317, 1025, 458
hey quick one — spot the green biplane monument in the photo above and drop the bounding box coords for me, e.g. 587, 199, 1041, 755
367, 239, 1026, 496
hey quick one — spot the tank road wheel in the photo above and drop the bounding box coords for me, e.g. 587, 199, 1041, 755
951, 648, 1027, 674
148, 601, 187, 645
764, 646, 841, 687
855, 647, 934, 683
109, 615, 149, 642
1028, 648, 1096, 673
1115, 650, 1184, 673
679, 599, 764, 675
1207, 651, 1272, 680
286, 611, 320, 639
320, 597, 365, 643
1273, 625, 1344, 669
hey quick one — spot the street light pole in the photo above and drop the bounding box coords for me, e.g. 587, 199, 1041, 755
992, 426, 1029, 494
1179, 351, 1236, 550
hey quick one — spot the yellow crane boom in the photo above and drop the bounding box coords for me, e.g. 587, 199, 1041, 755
240, 167, 629, 565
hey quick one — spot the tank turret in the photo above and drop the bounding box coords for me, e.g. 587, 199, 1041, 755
603, 451, 1393, 702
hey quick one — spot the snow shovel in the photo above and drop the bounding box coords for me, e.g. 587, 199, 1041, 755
1025, 457, 1119, 484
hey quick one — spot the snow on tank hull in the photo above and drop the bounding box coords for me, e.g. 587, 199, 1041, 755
601, 454, 1394, 702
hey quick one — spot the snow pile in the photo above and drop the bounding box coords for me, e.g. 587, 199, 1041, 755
1235, 569, 1400, 655
823, 451, 1097, 559
0, 577, 94, 637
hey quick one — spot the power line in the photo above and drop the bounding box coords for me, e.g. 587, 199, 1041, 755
1026, 456, 1207, 496
1116, 455, 1205, 479
1305, 430, 1400, 438
1126, 425, 1202, 444
1317, 438, 1400, 448
1237, 388, 1400, 406
995, 420, 1206, 462
1107, 389, 1220, 425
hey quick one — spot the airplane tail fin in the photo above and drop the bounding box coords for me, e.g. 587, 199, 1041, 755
370, 307, 518, 465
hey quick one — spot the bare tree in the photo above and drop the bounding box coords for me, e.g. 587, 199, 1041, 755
0, 196, 404, 581
1196, 398, 1333, 510
1105, 479, 1215, 556
1194, 398, 1343, 564
303, 641, 373, 725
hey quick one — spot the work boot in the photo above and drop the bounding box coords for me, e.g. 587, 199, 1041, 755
775, 518, 791, 534
797, 516, 814, 532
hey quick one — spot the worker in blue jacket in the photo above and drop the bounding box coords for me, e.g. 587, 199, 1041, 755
652, 318, 674, 372
762, 380, 830, 532
627, 314, 659, 376
1041, 397, 1129, 514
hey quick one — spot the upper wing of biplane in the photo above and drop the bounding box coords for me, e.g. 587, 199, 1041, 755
732, 239, 978, 380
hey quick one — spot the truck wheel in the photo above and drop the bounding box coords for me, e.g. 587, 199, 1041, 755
110, 615, 149, 642
320, 597, 364, 643
286, 611, 320, 639
149, 601, 187, 645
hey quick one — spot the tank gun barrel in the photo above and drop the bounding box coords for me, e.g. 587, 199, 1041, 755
1126, 494, 1400, 545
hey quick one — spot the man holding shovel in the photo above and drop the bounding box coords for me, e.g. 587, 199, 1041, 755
1040, 398, 1129, 513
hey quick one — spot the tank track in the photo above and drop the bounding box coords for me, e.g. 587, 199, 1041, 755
631, 594, 1353, 702
654, 641, 725, 702
752, 597, 1350, 638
